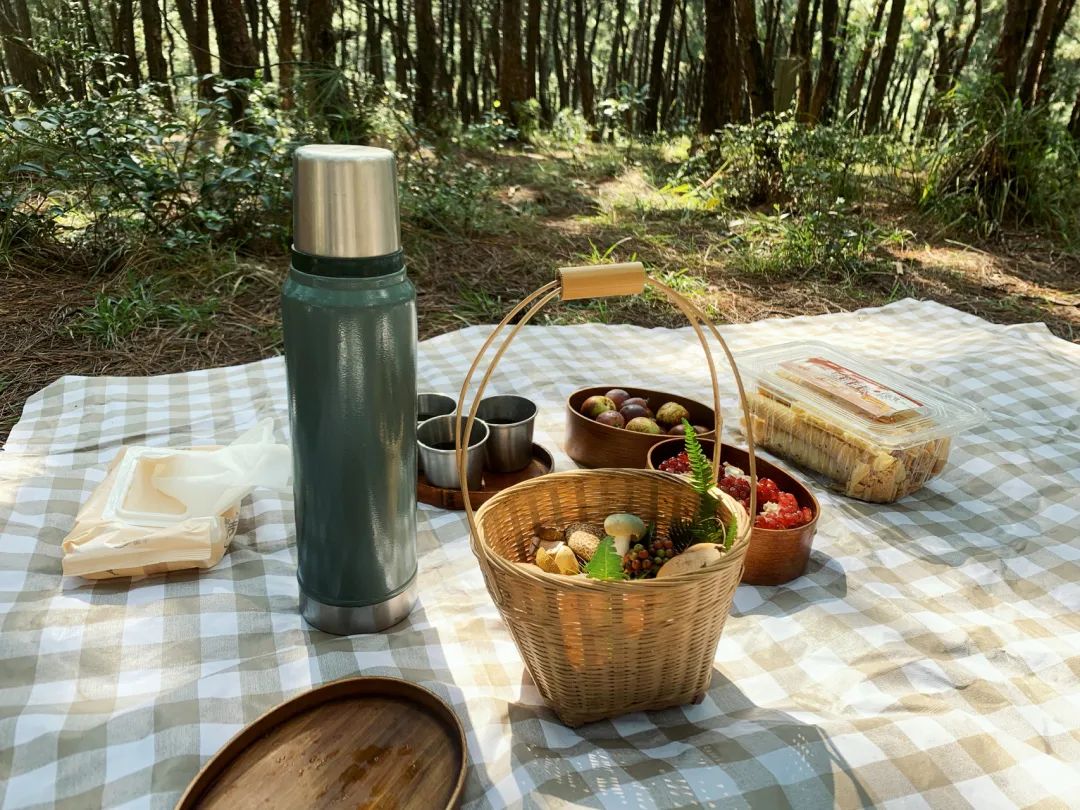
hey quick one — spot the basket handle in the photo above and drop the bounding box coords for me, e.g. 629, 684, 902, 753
453, 262, 758, 545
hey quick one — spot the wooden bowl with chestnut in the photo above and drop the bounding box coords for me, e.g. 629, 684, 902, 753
648, 438, 820, 586
565, 386, 716, 469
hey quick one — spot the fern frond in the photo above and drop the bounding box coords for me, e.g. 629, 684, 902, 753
682, 419, 717, 522
682, 419, 712, 496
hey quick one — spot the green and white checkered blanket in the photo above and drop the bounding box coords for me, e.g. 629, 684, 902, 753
1, 299, 1078, 808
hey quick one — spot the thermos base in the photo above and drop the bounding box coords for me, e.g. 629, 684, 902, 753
300, 578, 418, 635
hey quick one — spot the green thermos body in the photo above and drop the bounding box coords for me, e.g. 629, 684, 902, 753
282, 145, 418, 634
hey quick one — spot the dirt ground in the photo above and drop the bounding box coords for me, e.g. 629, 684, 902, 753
2, 153, 1077, 444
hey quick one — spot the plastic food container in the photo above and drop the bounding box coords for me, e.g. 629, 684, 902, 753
737, 342, 983, 503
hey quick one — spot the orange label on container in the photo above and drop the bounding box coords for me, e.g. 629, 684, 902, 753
779, 358, 922, 420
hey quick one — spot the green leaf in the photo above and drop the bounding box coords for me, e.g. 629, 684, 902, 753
724, 512, 738, 550
584, 536, 627, 581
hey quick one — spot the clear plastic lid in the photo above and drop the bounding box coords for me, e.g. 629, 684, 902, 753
737, 341, 984, 450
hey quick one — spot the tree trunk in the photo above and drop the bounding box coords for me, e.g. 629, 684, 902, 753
414, 0, 437, 125
952, 0, 981, 82
0, 0, 44, 101
276, 0, 294, 105
363, 0, 383, 85
1032, 0, 1076, 104
604, 0, 627, 96
458, 0, 476, 121
118, 0, 141, 87
393, 0, 408, 89
764, 0, 782, 72
1018, 0, 1060, 106
552, 0, 568, 109
990, 0, 1041, 99
789, 0, 812, 118
525, 0, 541, 98
176, 0, 214, 96
538, 0, 553, 119
734, 0, 771, 117
862, 0, 905, 132
700, 0, 741, 132
574, 0, 595, 123
808, 0, 839, 121
642, 0, 675, 131
844, 0, 887, 117
823, 0, 853, 120
499, 0, 527, 120
140, 0, 173, 108
211, 0, 258, 122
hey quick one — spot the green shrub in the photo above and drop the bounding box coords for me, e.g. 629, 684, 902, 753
0, 80, 295, 254
399, 156, 506, 235
919, 78, 1080, 236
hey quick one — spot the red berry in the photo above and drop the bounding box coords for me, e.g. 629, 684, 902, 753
757, 478, 781, 504
776, 492, 800, 514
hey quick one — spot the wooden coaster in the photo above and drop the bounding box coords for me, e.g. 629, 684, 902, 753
418, 443, 554, 511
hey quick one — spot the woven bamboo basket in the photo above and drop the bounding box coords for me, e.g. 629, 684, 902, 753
453, 262, 760, 727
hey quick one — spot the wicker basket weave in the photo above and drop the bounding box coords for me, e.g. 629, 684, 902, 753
454, 263, 760, 727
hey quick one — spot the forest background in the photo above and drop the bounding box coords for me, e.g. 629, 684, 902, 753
0, 0, 1077, 439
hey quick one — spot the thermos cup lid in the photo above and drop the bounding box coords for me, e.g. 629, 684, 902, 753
293, 145, 401, 259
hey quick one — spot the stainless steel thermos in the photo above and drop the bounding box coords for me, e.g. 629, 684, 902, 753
282, 145, 418, 634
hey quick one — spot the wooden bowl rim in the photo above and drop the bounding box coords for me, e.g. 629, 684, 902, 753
565, 385, 717, 440
175, 676, 467, 810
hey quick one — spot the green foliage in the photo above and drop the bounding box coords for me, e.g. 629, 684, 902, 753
724, 513, 738, 550
584, 536, 628, 581
681, 421, 729, 548
399, 156, 506, 234
460, 106, 520, 149
919, 78, 1080, 237
682, 419, 715, 509
0, 81, 295, 254
71, 277, 218, 347
733, 206, 901, 282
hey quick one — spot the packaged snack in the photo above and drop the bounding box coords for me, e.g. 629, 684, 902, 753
61, 420, 290, 579
737, 343, 983, 502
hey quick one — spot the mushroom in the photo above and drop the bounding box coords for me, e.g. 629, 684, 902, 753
535, 545, 561, 574
565, 521, 603, 562
554, 544, 580, 575
655, 543, 724, 578
603, 513, 646, 557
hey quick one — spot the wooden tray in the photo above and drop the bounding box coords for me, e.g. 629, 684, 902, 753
565, 386, 716, 469
648, 439, 820, 586
176, 677, 466, 810
418, 443, 553, 511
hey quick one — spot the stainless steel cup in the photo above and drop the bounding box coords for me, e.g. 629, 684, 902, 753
417, 416, 489, 490
417, 392, 457, 424
476, 395, 537, 472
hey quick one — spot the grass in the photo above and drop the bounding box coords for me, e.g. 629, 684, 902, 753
1, 139, 1077, 442
71, 278, 219, 347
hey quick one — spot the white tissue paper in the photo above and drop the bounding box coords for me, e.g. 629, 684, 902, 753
61, 419, 291, 579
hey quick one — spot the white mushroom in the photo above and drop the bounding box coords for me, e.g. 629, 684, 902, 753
655, 543, 724, 578
603, 513, 646, 557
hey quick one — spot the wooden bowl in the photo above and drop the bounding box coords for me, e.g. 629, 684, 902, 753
565, 386, 716, 469
648, 439, 820, 586
176, 677, 466, 809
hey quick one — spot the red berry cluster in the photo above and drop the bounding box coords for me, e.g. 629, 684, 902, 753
718, 469, 814, 531
658, 451, 692, 474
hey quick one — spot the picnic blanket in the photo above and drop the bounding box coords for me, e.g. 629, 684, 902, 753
1, 298, 1078, 809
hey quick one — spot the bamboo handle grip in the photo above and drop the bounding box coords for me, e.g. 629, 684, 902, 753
558, 262, 646, 300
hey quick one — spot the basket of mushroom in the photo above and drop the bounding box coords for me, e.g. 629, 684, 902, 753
451, 262, 759, 727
